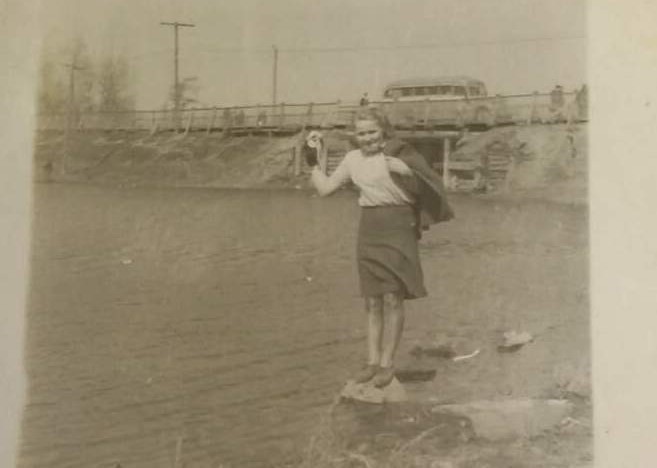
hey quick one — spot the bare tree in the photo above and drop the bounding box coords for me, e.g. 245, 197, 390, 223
37, 37, 137, 132
97, 54, 135, 112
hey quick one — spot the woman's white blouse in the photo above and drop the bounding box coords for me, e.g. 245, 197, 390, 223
313, 149, 413, 206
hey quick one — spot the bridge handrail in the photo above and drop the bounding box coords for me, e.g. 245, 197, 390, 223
36, 91, 585, 131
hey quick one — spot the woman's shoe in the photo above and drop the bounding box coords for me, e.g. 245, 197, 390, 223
353, 364, 379, 384
372, 366, 395, 388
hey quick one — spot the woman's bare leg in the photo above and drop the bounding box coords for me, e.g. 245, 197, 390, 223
353, 296, 384, 383
365, 296, 384, 365
370, 292, 404, 387
380, 292, 405, 368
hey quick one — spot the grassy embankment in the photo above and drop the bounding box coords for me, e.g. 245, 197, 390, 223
34, 123, 586, 205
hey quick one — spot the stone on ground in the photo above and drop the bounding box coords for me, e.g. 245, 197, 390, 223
340, 377, 407, 403
431, 398, 573, 440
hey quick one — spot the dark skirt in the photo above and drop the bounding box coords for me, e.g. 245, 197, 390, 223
357, 205, 427, 300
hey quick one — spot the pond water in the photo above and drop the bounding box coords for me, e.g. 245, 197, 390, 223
20, 183, 588, 468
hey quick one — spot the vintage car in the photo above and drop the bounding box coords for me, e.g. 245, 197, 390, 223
380, 76, 494, 127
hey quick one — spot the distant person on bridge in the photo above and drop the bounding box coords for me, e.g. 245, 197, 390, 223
257, 110, 268, 127
306, 107, 453, 388
549, 85, 566, 123
359, 92, 370, 107
235, 109, 246, 126
222, 107, 234, 129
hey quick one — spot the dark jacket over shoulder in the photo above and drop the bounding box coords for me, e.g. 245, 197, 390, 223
384, 138, 454, 237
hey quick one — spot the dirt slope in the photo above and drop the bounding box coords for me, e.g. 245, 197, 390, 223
452, 124, 587, 203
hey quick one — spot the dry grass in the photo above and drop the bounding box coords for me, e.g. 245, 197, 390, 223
296, 397, 452, 468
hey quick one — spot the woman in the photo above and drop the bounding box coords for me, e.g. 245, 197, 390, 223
308, 107, 451, 388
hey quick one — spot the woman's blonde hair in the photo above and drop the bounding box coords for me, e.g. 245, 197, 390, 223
351, 107, 395, 139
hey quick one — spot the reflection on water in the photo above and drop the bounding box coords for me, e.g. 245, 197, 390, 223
21, 184, 588, 468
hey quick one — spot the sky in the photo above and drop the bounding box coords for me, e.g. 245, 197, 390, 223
38, 0, 587, 109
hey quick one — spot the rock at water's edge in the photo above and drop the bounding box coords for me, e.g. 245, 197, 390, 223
431, 398, 573, 440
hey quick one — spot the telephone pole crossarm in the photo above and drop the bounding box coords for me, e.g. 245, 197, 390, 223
160, 22, 195, 27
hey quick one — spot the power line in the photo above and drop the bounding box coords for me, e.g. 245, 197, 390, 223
123, 34, 585, 61
185, 34, 587, 54
280, 34, 586, 52
125, 50, 171, 61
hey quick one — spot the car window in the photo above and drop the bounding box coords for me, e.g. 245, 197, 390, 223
386, 82, 486, 98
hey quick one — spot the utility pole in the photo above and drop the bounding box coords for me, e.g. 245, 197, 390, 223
62, 61, 85, 136
160, 21, 195, 130
272, 45, 278, 105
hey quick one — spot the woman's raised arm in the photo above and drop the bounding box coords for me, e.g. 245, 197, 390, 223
310, 158, 350, 196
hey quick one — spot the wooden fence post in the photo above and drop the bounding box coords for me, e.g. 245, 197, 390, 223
305, 102, 314, 129
255, 103, 263, 129
222, 107, 233, 137
318, 102, 331, 128
527, 91, 538, 125
207, 107, 217, 134
183, 111, 193, 136
279, 102, 286, 129
150, 111, 158, 135
492, 95, 501, 126
442, 137, 451, 188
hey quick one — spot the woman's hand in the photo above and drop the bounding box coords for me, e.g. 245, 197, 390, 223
385, 156, 413, 176
306, 131, 323, 149
304, 131, 324, 167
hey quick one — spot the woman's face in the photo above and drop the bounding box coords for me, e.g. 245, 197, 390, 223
355, 119, 384, 155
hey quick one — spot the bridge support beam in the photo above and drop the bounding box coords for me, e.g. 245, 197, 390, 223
442, 137, 451, 187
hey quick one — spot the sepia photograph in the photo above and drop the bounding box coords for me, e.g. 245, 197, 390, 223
5, 0, 630, 466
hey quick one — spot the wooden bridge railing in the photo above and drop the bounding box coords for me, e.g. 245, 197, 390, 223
36, 91, 586, 133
